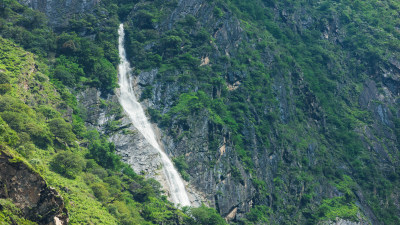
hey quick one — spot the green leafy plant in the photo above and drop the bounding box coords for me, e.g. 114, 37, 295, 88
50, 151, 85, 179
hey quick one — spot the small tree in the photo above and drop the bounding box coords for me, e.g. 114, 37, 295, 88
190, 205, 227, 225
48, 118, 76, 145
173, 156, 190, 181
91, 183, 110, 202
50, 151, 85, 179
87, 137, 121, 170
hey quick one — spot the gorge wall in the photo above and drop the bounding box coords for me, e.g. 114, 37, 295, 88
14, 0, 400, 224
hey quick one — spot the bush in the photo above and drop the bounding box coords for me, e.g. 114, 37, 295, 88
91, 182, 110, 202
181, 15, 197, 27
134, 11, 154, 29
173, 156, 190, 181
133, 183, 155, 203
50, 151, 85, 179
48, 118, 76, 145
190, 205, 227, 225
0, 84, 11, 94
160, 35, 182, 56
37, 105, 61, 120
245, 205, 270, 223
0, 72, 11, 84
93, 58, 118, 93
0, 116, 19, 146
53, 66, 75, 86
87, 137, 121, 170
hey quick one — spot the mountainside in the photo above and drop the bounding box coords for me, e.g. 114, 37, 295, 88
1, 0, 399, 224
117, 0, 400, 223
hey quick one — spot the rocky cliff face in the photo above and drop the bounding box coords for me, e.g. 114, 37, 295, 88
120, 0, 400, 223
128, 1, 256, 219
0, 147, 68, 225
17, 0, 399, 223
77, 87, 207, 206
76, 0, 255, 216
77, 0, 400, 223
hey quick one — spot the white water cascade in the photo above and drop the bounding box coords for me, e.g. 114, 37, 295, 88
117, 24, 191, 206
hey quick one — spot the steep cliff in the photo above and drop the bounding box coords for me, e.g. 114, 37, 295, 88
6, 0, 400, 224
115, 0, 400, 223
0, 147, 68, 225
71, 0, 400, 223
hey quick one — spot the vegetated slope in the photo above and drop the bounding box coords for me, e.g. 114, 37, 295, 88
118, 0, 400, 224
0, 36, 158, 224
0, 2, 226, 224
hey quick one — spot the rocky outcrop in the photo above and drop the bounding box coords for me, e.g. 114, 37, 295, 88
0, 147, 68, 225
123, 1, 400, 223
77, 88, 163, 177
77, 87, 207, 206
319, 215, 370, 225
70, 0, 257, 219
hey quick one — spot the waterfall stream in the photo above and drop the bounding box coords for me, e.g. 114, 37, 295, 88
117, 24, 191, 206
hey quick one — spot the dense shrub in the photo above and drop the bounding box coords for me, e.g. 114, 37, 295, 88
48, 118, 76, 146
173, 156, 190, 181
86, 130, 121, 170
91, 183, 110, 202
190, 205, 227, 225
0, 116, 19, 146
50, 151, 85, 179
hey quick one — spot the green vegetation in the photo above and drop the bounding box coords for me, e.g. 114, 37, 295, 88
241, 205, 271, 224
188, 205, 227, 225
0, 32, 223, 224
318, 198, 359, 221
50, 151, 85, 179
0, 0, 119, 94
173, 155, 190, 181
0, 199, 37, 225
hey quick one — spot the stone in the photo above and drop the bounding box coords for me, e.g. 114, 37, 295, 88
0, 149, 68, 225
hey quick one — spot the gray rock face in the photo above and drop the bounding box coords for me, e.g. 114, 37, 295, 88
123, 0, 268, 220
320, 216, 370, 225
77, 88, 103, 126
18, 0, 99, 28
0, 148, 68, 225
77, 87, 207, 206
124, 5, 250, 211
108, 117, 179, 200
138, 69, 158, 86
158, 109, 255, 217
110, 118, 162, 176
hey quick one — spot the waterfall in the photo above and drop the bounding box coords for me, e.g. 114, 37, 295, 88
117, 24, 191, 206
